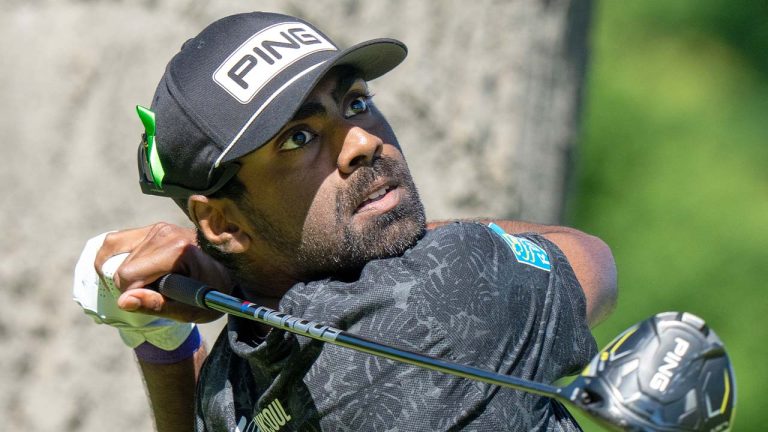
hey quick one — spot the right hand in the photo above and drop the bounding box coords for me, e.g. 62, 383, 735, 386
95, 222, 233, 323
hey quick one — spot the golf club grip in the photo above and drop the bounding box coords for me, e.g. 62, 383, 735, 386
154, 273, 211, 309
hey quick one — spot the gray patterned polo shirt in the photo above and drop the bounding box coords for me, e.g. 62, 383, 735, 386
195, 222, 597, 431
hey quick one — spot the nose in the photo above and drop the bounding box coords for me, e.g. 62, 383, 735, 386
336, 126, 383, 175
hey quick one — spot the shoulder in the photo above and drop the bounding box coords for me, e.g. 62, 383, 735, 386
414, 221, 502, 260
405, 222, 554, 312
417, 221, 558, 275
424, 220, 493, 239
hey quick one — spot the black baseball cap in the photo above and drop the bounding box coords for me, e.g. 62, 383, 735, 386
137, 11, 407, 199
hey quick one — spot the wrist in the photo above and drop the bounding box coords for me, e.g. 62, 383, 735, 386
134, 325, 202, 364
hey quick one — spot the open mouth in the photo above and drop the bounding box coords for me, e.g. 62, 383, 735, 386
355, 185, 398, 214
363, 186, 390, 204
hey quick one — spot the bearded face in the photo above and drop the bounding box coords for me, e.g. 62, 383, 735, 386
250, 154, 425, 280
200, 68, 426, 285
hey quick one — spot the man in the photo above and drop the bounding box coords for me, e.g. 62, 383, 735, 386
82, 11, 616, 431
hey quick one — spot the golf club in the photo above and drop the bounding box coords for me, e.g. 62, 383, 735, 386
155, 274, 736, 431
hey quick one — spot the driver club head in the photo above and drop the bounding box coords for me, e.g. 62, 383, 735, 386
563, 312, 736, 431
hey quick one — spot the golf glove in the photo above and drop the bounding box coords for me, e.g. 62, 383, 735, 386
73, 232, 195, 350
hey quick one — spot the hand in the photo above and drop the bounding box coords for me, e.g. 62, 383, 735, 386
95, 223, 233, 323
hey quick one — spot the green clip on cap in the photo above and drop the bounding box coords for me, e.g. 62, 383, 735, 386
136, 105, 165, 188
134, 12, 407, 199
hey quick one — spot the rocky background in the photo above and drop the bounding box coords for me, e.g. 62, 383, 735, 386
0, 1, 590, 430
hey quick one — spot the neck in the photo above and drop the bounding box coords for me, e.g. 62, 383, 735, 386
230, 249, 303, 310
231, 263, 300, 339
235, 273, 295, 310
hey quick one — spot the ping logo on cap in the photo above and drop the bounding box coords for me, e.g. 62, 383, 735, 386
213, 22, 336, 104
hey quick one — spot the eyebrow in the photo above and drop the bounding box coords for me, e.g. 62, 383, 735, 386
291, 101, 326, 122
289, 74, 366, 122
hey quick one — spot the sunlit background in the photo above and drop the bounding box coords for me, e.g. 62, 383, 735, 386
569, 2, 767, 429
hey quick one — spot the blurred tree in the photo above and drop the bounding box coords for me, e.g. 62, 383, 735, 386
570, 1, 768, 429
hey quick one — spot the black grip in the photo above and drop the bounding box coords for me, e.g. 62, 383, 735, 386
154, 274, 212, 309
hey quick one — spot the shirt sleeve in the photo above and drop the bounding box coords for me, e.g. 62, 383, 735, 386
419, 222, 597, 384
510, 230, 598, 380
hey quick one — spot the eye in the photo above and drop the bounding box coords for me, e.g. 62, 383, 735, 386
344, 95, 370, 118
279, 130, 316, 151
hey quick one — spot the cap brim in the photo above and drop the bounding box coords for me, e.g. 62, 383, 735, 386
216, 38, 407, 166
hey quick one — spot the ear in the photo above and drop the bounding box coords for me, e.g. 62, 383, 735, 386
188, 195, 251, 254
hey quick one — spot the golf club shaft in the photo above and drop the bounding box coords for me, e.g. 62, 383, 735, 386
156, 274, 563, 400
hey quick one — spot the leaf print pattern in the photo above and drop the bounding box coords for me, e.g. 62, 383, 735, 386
196, 222, 596, 431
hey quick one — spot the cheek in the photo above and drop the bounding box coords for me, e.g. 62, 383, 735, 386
300, 179, 342, 231
263, 166, 340, 233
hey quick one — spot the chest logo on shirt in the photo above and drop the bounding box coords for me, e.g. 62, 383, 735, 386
235, 398, 292, 432
488, 223, 552, 272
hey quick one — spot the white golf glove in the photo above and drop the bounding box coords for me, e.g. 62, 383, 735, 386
73, 232, 195, 350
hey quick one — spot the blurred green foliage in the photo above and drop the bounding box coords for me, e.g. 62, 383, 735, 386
568, 1, 768, 429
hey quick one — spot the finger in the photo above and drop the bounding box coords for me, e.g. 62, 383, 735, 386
95, 225, 157, 277
117, 288, 223, 323
180, 246, 235, 294
118, 288, 166, 313
116, 225, 231, 294
115, 243, 196, 293
108, 223, 198, 291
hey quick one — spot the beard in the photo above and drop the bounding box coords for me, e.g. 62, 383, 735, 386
295, 157, 427, 279
206, 156, 427, 283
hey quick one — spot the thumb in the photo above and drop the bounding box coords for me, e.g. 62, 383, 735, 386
117, 288, 166, 313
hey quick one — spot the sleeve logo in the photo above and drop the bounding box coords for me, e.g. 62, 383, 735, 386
488, 223, 551, 272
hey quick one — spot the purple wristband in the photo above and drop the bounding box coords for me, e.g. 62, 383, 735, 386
134, 326, 202, 364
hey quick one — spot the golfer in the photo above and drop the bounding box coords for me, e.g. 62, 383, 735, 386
82, 11, 617, 431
